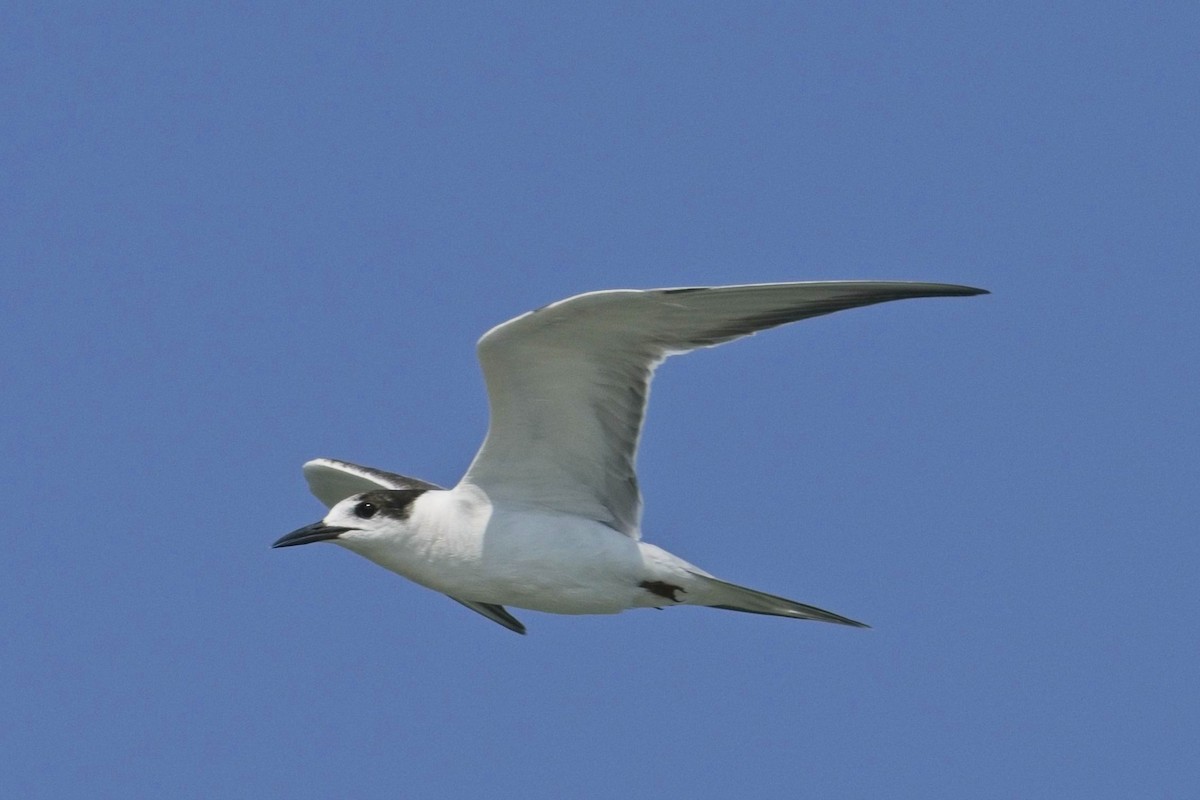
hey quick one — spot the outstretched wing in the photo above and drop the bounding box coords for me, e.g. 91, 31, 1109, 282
459, 281, 987, 538
303, 457, 442, 506
301, 457, 526, 634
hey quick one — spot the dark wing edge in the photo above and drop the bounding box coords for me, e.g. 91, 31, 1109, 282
303, 458, 444, 507
650, 281, 990, 347
465, 281, 988, 536
449, 597, 528, 635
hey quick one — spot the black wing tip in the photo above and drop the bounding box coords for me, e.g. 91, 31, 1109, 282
660, 282, 989, 295
895, 282, 989, 298
949, 285, 989, 297
798, 606, 871, 628
871, 283, 988, 304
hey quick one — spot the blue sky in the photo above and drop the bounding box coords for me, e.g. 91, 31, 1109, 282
3, 3, 1197, 797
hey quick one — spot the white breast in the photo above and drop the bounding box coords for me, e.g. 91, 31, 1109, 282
348, 486, 652, 614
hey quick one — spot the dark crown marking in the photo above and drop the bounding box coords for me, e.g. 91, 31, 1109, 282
355, 489, 429, 521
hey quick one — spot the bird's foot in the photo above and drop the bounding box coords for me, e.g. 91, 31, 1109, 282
640, 580, 685, 603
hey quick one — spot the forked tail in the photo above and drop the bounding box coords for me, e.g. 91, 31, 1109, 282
691, 572, 869, 628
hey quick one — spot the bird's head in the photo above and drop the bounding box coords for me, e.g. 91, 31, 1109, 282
272, 489, 429, 552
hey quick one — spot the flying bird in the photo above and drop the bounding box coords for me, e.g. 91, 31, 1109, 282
274, 281, 986, 634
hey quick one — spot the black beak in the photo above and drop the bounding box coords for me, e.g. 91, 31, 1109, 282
272, 522, 353, 548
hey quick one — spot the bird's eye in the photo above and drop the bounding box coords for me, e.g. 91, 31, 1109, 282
354, 501, 378, 519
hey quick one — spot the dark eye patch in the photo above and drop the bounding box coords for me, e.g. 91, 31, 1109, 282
353, 489, 428, 522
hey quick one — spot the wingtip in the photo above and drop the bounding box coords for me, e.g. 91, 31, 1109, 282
915, 283, 988, 297
937, 284, 989, 297
810, 609, 871, 628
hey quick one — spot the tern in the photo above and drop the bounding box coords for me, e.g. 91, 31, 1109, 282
274, 281, 986, 634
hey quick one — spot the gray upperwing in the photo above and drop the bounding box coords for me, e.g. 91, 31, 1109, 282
463, 281, 988, 538
303, 457, 444, 506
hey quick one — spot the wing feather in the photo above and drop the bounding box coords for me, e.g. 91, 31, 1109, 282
303, 457, 442, 506
458, 281, 987, 538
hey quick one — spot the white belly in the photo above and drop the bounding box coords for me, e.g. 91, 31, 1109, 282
352, 503, 656, 614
